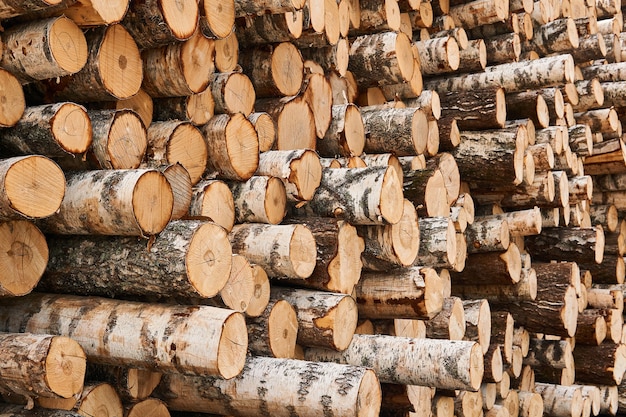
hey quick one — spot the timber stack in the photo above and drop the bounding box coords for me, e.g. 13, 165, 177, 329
0, 0, 626, 416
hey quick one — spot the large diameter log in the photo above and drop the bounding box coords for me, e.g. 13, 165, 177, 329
0, 156, 63, 221
354, 267, 444, 319
122, 0, 198, 49
360, 106, 429, 156
525, 226, 604, 264
229, 223, 316, 280
239, 42, 303, 97
282, 218, 364, 294
0, 69, 25, 128
424, 54, 575, 94
306, 334, 484, 391
246, 299, 298, 359
359, 199, 420, 271
155, 356, 381, 417
141, 32, 215, 99
0, 293, 248, 379
29, 24, 142, 102
348, 31, 414, 88
415, 36, 460, 75
0, 333, 85, 400
573, 343, 626, 385
211, 71, 255, 117
146, 121, 207, 185
0, 16, 87, 84
40, 220, 232, 299
203, 113, 259, 181
255, 94, 316, 150
296, 166, 403, 225
255, 149, 322, 202
189, 179, 235, 232
0, 220, 48, 297
85, 364, 161, 402
0, 103, 92, 159
38, 169, 173, 236
271, 287, 357, 351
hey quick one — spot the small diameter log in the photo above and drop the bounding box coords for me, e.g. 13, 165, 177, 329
505, 92, 550, 129
575, 108, 620, 135
255, 149, 322, 202
245, 264, 271, 318
589, 205, 619, 233
524, 339, 574, 377
202, 113, 259, 181
465, 215, 511, 254
483, 344, 504, 383
302, 72, 332, 138
155, 356, 381, 417
403, 165, 449, 218
525, 226, 604, 264
141, 32, 215, 98
38, 382, 123, 416
227, 176, 286, 224
438, 87, 507, 130
306, 334, 484, 391
598, 385, 618, 415
0, 156, 65, 221
518, 391, 544, 417
415, 36, 460, 75
0, 103, 92, 159
145, 121, 207, 185
484, 33, 521, 66
239, 42, 304, 97
153, 89, 215, 126
575, 310, 608, 345
255, 94, 316, 150
317, 104, 365, 158
85, 364, 162, 402
297, 166, 403, 225
463, 299, 492, 355
535, 383, 584, 417
189, 179, 235, 232
270, 287, 358, 351
229, 223, 316, 280
454, 390, 484, 417
41, 220, 232, 299
451, 267, 537, 303
456, 38, 487, 73
348, 31, 414, 88
37, 169, 173, 236
354, 267, 444, 320
497, 207, 543, 237
0, 221, 47, 297
48, 0, 129, 26
153, 163, 192, 222
0, 69, 24, 128
425, 296, 466, 341
360, 106, 429, 156
0, 293, 248, 379
125, 398, 170, 417
0, 16, 88, 84
0, 333, 85, 401
248, 112, 275, 153
358, 199, 420, 271
448, 0, 509, 28
450, 243, 522, 285
211, 71, 255, 117
246, 298, 298, 359
414, 217, 457, 270
122, 0, 198, 49
32, 24, 143, 102
206, 253, 255, 312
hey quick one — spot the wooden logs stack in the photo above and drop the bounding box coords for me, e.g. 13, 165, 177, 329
0, 0, 626, 416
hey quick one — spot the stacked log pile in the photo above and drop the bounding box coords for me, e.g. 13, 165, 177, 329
1, 0, 626, 416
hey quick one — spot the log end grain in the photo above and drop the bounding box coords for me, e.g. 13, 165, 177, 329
249, 112, 276, 153
411, 108, 430, 156
326, 221, 364, 294
6, 156, 65, 219
161, 163, 193, 221
187, 222, 233, 298
186, 88, 215, 126
264, 176, 287, 224
424, 268, 445, 319
166, 123, 208, 185
126, 368, 162, 401
46, 336, 87, 399
356, 369, 383, 417
268, 299, 299, 358
275, 97, 317, 151
100, 24, 143, 100
222, 72, 256, 116
595, 225, 605, 264
132, 170, 174, 235
0, 69, 25, 127
214, 31, 239, 73
116, 88, 154, 128
223, 113, 259, 180
49, 16, 89, 76
379, 166, 405, 224
77, 383, 123, 417
161, 0, 199, 42
289, 224, 318, 279
0, 223, 47, 297
217, 311, 248, 379
126, 398, 170, 417
106, 110, 147, 169
221, 254, 255, 312
470, 342, 486, 391
391, 199, 420, 266
202, 0, 236, 39
272, 42, 304, 96
245, 264, 271, 318
191, 180, 236, 232
51, 103, 93, 154
181, 31, 216, 94
65, 0, 130, 25
290, 149, 322, 201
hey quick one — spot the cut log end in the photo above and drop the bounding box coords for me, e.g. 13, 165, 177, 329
127, 368, 162, 401
193, 180, 235, 232
217, 311, 248, 379
392, 200, 420, 266
76, 383, 123, 417
161, 0, 199, 41
396, 32, 415, 83
249, 113, 276, 153
470, 342, 485, 391
223, 113, 260, 180
203, 0, 236, 39
107, 110, 147, 169
502, 243, 522, 283
45, 336, 86, 399
272, 42, 304, 96
357, 369, 383, 417
49, 17, 89, 75
596, 225, 605, 264
126, 398, 170, 417
290, 150, 322, 202
268, 299, 299, 358
331, 295, 359, 351
220, 72, 256, 116
6, 156, 65, 219
379, 167, 405, 224
221, 254, 255, 312
0, 69, 25, 127
187, 222, 233, 298
613, 344, 626, 384
161, 163, 193, 221
424, 268, 445, 319
100, 24, 143, 100
263, 176, 287, 225
289, 224, 317, 279
132, 170, 174, 235
51, 103, 93, 154
163, 123, 208, 185
245, 264, 270, 318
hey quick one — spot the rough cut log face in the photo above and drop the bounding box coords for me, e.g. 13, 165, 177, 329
200, 0, 235, 39
246, 298, 298, 358
155, 357, 382, 417
228, 175, 287, 224
41, 220, 233, 299
189, 179, 236, 232
0, 16, 88, 84
0, 293, 248, 379
0, 69, 25, 128
85, 364, 162, 402
255, 149, 322, 202
38, 169, 173, 236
